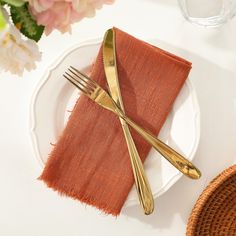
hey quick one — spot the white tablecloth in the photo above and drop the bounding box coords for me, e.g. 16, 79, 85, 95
0, 1, 236, 235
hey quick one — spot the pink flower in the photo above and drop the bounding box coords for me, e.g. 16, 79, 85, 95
28, 0, 115, 35
27, 0, 55, 13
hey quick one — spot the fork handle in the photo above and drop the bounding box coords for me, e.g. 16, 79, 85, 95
120, 118, 154, 214
119, 114, 201, 179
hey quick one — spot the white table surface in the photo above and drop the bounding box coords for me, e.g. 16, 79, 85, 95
0, 1, 236, 235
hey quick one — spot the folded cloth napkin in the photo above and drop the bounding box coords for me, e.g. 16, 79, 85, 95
40, 27, 192, 216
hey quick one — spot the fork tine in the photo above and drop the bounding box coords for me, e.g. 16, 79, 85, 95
67, 68, 97, 91
63, 74, 91, 96
64, 71, 93, 92
70, 66, 98, 88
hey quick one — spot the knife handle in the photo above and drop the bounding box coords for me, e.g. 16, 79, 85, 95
120, 118, 154, 215
120, 114, 201, 180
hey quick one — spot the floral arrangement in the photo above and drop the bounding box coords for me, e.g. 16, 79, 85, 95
0, 0, 114, 75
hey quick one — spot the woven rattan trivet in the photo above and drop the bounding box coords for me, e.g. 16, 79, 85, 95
187, 165, 236, 236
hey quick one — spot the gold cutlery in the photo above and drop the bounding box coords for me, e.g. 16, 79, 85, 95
64, 67, 201, 180
103, 29, 154, 215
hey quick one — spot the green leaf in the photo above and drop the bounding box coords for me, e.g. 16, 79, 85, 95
10, 3, 44, 42
0, 8, 7, 30
2, 0, 24, 7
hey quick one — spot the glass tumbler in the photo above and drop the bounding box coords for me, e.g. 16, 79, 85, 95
178, 0, 236, 26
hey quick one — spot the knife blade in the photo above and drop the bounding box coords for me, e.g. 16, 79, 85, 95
102, 28, 154, 215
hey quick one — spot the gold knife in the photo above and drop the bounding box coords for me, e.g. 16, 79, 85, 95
102, 28, 154, 215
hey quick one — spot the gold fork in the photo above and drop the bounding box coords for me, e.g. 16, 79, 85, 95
64, 66, 201, 180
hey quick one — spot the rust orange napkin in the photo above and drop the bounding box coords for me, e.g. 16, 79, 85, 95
40, 28, 192, 216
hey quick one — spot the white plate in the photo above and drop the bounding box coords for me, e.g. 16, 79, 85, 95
29, 39, 200, 207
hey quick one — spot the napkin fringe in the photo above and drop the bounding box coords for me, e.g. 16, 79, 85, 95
38, 175, 120, 216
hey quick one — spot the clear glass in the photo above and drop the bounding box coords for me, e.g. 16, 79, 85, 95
178, 0, 236, 27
